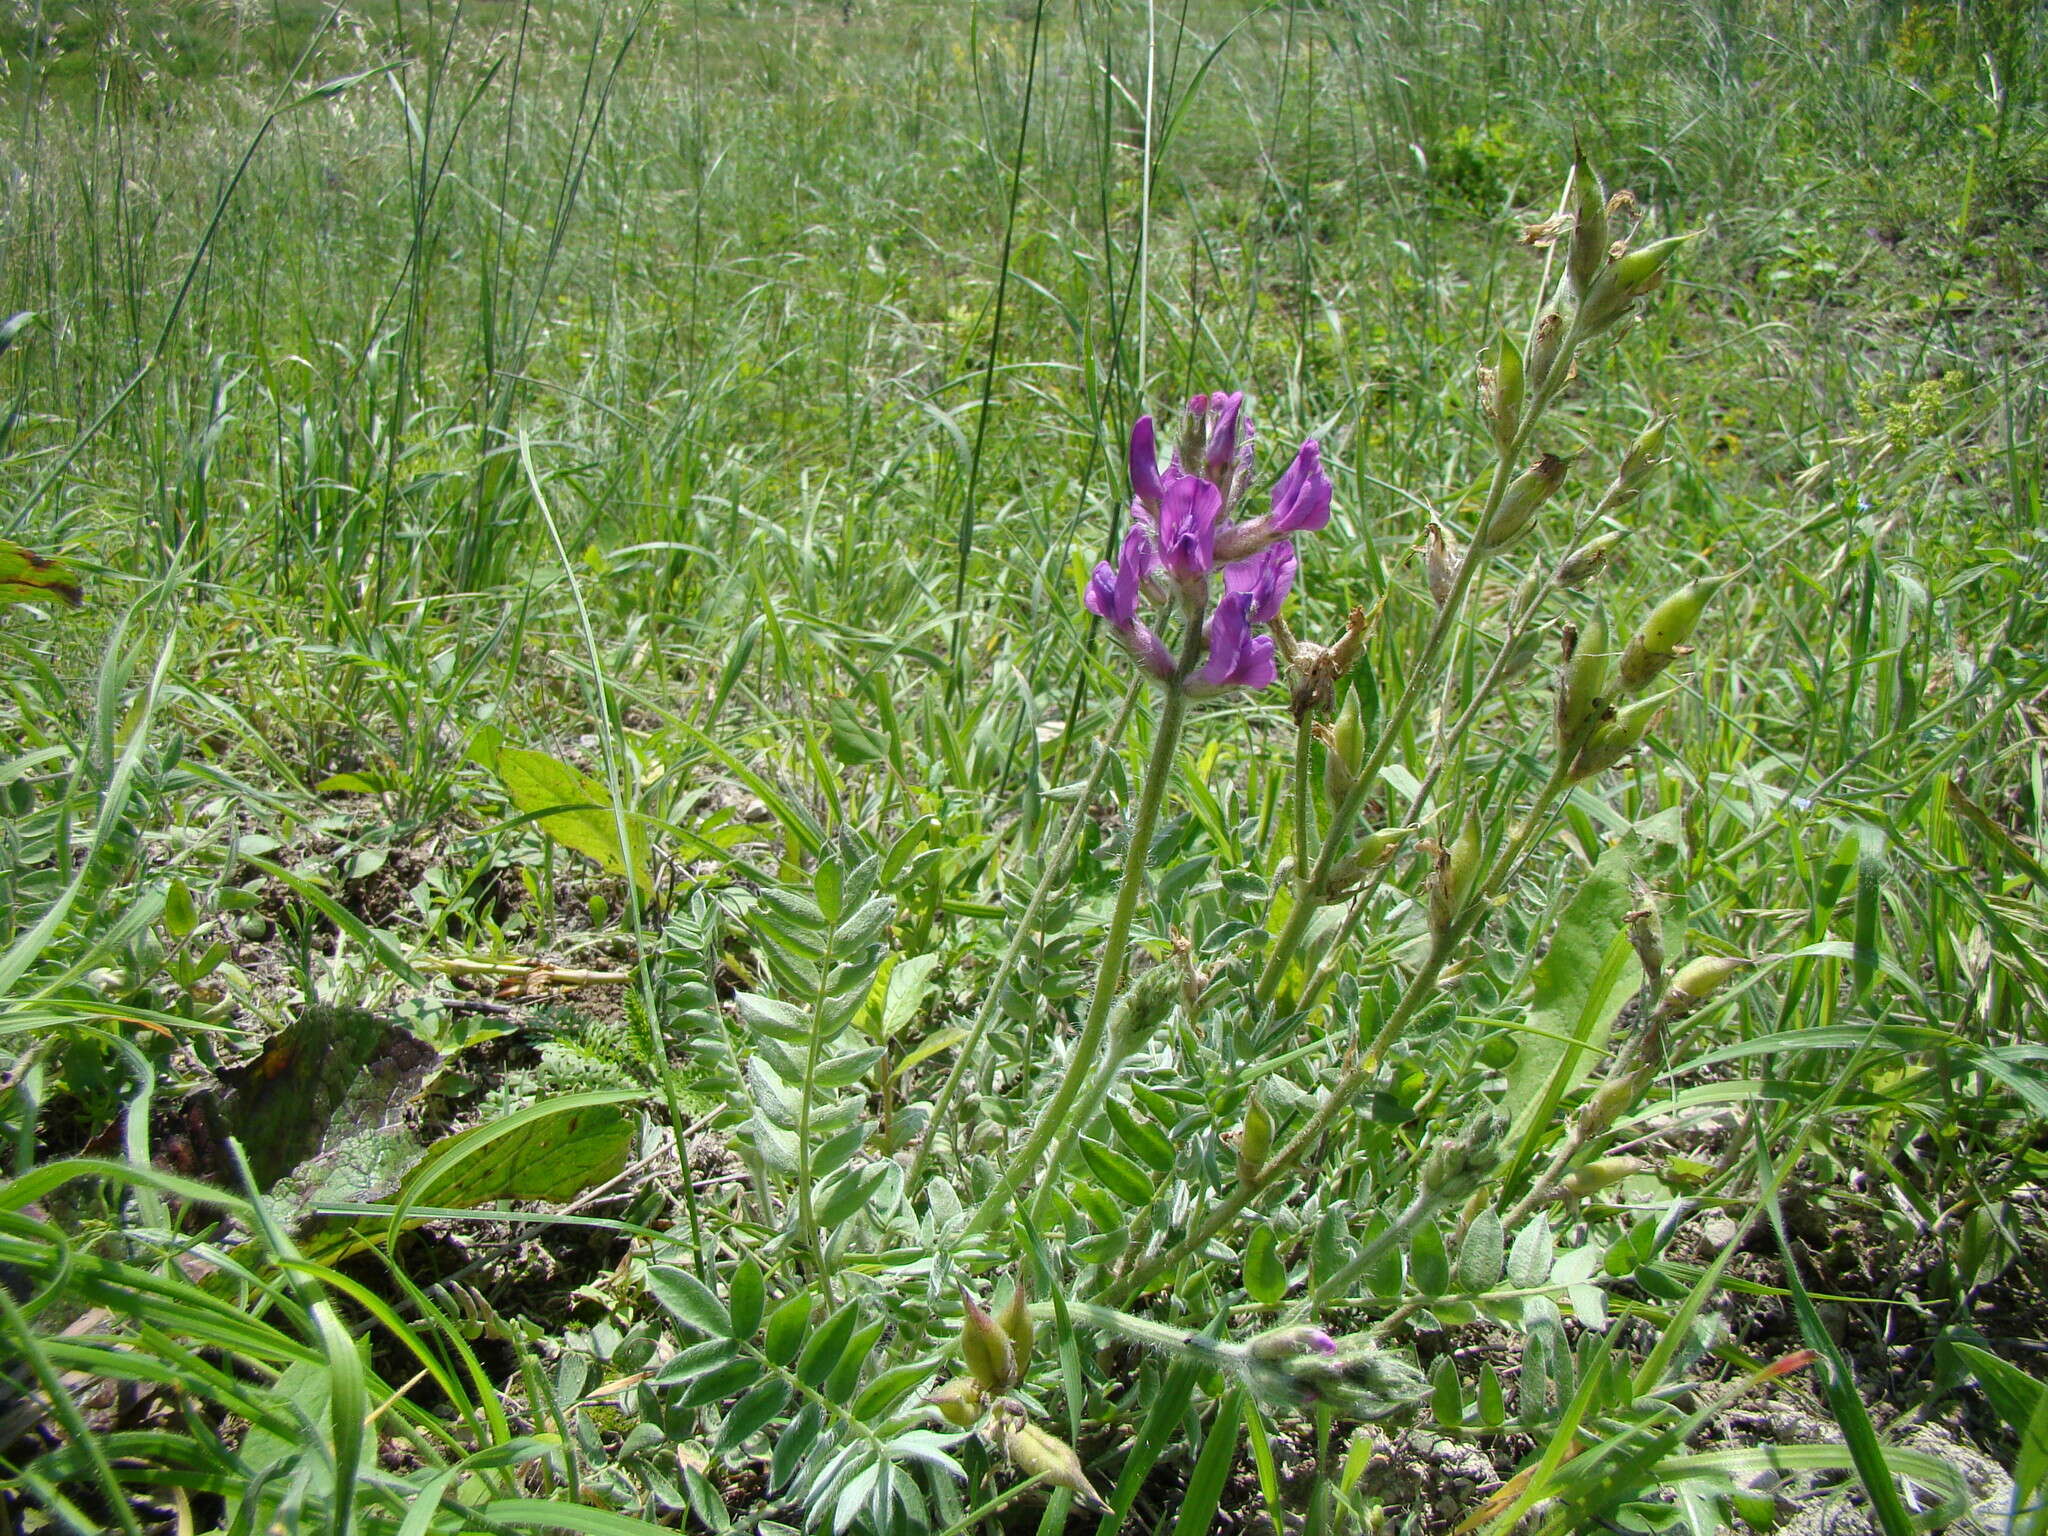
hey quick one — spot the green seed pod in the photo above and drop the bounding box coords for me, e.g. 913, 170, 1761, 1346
1526, 307, 1569, 395
1428, 814, 1483, 941
1553, 608, 1611, 761
1616, 418, 1668, 493
959, 1288, 1015, 1392
927, 1376, 987, 1427
1481, 453, 1569, 552
985, 1407, 1109, 1511
1567, 149, 1609, 297
1553, 530, 1627, 588
1357, 825, 1417, 866
1237, 1092, 1274, 1186
1568, 690, 1673, 780
1486, 328, 1524, 451
1653, 955, 1750, 1021
997, 1279, 1034, 1377
1560, 1156, 1644, 1201
1322, 686, 1366, 809
1617, 576, 1726, 693
1575, 1073, 1643, 1140
1578, 232, 1695, 335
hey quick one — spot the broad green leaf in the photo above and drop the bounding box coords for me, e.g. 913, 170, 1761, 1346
648, 1266, 731, 1337
1079, 1138, 1155, 1206
1244, 1227, 1287, 1306
713, 1378, 789, 1457
1950, 1342, 2044, 1432
1104, 1097, 1176, 1175
728, 1259, 766, 1340
880, 952, 942, 1036
1508, 1215, 1556, 1289
892, 1027, 966, 1079
1455, 1209, 1505, 1293
1430, 1357, 1465, 1429
1502, 842, 1640, 1182
797, 1299, 862, 1389
393, 1092, 638, 1235
1409, 1220, 1450, 1297
480, 743, 652, 896
763, 1293, 811, 1366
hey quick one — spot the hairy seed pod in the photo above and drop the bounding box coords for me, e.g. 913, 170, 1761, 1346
959, 1288, 1015, 1392
1424, 522, 1460, 609
1489, 328, 1524, 450
928, 1376, 988, 1427
1567, 148, 1610, 297
1481, 453, 1569, 552
984, 1407, 1109, 1511
1554, 530, 1627, 588
1617, 576, 1726, 693
1568, 690, 1672, 780
997, 1279, 1034, 1377
1626, 898, 1665, 992
1575, 1075, 1642, 1141
1560, 1156, 1644, 1201
1554, 607, 1611, 761
1428, 814, 1483, 941
1356, 825, 1418, 866
1616, 418, 1669, 493
1322, 686, 1366, 809
1578, 232, 1694, 335
1237, 1092, 1274, 1186
1527, 307, 1569, 395
1653, 955, 1751, 1022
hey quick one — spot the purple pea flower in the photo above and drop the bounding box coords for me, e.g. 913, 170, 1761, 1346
1085, 526, 1174, 681
1215, 438, 1333, 563
1154, 475, 1223, 589
1270, 440, 1333, 533
1205, 392, 1245, 480
1223, 539, 1296, 625
1128, 415, 1163, 517
1190, 591, 1276, 696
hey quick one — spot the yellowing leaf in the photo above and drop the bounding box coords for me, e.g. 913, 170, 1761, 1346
0, 540, 83, 608
481, 742, 652, 896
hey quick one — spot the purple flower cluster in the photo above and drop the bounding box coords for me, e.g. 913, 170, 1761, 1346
1085, 393, 1332, 696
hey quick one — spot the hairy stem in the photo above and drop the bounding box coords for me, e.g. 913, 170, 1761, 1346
908, 680, 1142, 1191
962, 667, 1192, 1241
